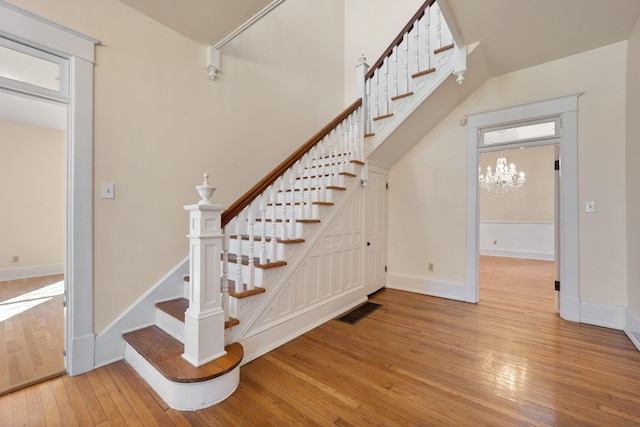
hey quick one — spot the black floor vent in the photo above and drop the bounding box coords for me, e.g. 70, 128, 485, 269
336, 302, 382, 325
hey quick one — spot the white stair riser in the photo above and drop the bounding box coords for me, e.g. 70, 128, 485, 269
155, 307, 185, 343
225, 262, 266, 287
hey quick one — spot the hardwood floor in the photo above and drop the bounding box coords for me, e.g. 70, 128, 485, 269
2, 260, 640, 425
0, 275, 65, 396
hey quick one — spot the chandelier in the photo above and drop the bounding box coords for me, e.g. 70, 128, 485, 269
479, 156, 525, 193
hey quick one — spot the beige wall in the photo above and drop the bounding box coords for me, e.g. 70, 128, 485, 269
0, 120, 65, 269
389, 41, 628, 305
6, 0, 345, 332
480, 146, 555, 222
344, 0, 423, 104
627, 17, 640, 315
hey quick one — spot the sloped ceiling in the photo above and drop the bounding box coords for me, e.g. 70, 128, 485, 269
445, 0, 640, 76
117, 0, 274, 46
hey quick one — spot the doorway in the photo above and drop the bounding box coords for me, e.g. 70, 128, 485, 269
478, 145, 558, 313
465, 94, 581, 322
365, 169, 388, 295
0, 3, 98, 376
0, 89, 67, 394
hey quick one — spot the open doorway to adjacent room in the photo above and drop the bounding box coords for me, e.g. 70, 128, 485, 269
478, 144, 558, 314
0, 40, 68, 395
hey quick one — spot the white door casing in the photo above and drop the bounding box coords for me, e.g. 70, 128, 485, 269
0, 1, 99, 375
466, 94, 581, 322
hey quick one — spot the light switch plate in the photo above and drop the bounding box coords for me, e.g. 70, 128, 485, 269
102, 183, 115, 199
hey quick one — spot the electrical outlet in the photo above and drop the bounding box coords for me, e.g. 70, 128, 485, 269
493, 240, 497, 245
428, 263, 434, 272
12, 255, 19, 263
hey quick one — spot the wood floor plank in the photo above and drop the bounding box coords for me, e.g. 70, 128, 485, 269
25, 382, 46, 426
1, 257, 640, 425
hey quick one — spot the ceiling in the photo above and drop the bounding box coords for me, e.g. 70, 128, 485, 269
445, 0, 640, 77
117, 0, 275, 47
3, 0, 640, 130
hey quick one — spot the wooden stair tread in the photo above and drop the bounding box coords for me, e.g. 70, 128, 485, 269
228, 283, 266, 299
391, 92, 414, 101
268, 201, 333, 207
229, 234, 305, 244
225, 317, 240, 329
412, 67, 436, 78
226, 253, 286, 269
364, 133, 375, 138
123, 326, 243, 383
434, 43, 454, 54
256, 218, 319, 224
351, 160, 365, 166
156, 298, 188, 323
279, 186, 346, 192
373, 113, 394, 122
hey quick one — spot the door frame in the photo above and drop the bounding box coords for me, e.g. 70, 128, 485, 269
0, 2, 99, 375
465, 94, 581, 322
364, 167, 389, 295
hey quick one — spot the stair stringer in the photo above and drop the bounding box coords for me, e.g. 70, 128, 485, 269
228, 177, 367, 364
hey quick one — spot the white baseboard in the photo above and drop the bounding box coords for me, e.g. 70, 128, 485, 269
387, 273, 466, 302
479, 249, 554, 261
94, 257, 189, 368
625, 307, 640, 352
239, 289, 366, 366
580, 300, 625, 330
0, 263, 64, 281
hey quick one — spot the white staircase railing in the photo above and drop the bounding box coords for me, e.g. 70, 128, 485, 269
361, 0, 465, 139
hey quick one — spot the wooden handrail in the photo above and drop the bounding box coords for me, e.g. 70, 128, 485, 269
221, 98, 363, 227
365, 0, 436, 80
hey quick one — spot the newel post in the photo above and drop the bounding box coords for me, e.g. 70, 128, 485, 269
356, 55, 369, 183
182, 173, 227, 367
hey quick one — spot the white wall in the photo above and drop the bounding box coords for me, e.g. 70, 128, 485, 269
6, 0, 345, 332
389, 41, 628, 307
344, 0, 423, 104
0, 120, 64, 278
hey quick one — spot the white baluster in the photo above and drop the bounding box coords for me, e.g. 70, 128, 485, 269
222, 228, 230, 322
279, 175, 288, 241
437, 4, 442, 49
403, 33, 410, 93
383, 61, 389, 115
247, 204, 255, 290
374, 72, 380, 118
366, 78, 372, 134
269, 184, 278, 261
414, 15, 421, 73
425, 6, 432, 69
259, 194, 267, 265
393, 46, 399, 97
288, 167, 297, 239
234, 213, 244, 293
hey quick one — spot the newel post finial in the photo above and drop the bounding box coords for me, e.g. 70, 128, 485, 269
196, 173, 216, 205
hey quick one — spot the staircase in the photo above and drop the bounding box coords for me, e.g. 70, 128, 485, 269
120, 0, 466, 411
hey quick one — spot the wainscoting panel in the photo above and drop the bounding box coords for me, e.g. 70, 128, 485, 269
480, 221, 554, 260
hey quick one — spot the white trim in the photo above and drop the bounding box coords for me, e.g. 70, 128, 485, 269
0, 2, 99, 376
466, 94, 581, 321
213, 0, 286, 50
387, 272, 467, 302
625, 308, 640, 352
94, 257, 189, 368
580, 301, 625, 330
480, 250, 554, 261
0, 263, 64, 281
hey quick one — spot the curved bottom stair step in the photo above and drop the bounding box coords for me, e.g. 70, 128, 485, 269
123, 325, 243, 383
